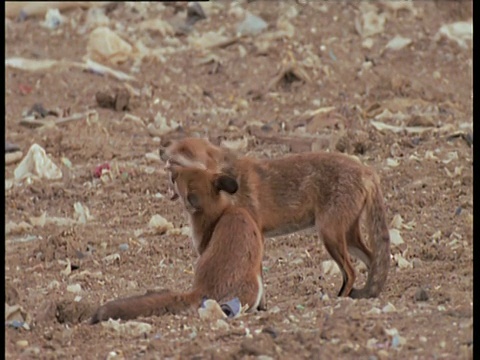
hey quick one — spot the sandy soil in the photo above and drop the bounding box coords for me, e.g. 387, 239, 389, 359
5, 1, 472, 359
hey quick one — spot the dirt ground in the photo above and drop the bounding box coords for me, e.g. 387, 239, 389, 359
5, 1, 473, 359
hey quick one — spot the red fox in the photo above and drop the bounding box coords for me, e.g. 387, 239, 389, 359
160, 137, 391, 299
91, 166, 265, 323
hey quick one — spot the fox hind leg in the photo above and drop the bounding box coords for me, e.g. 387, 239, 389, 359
318, 222, 356, 297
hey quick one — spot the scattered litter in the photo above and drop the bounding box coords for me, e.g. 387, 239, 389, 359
148, 215, 174, 234
147, 113, 180, 137
213, 319, 230, 331
321, 260, 340, 276
370, 120, 434, 134
220, 297, 242, 318
236, 12, 268, 36
103, 253, 120, 265
42, 8, 64, 29
442, 151, 458, 164
220, 137, 249, 151
61, 157, 73, 169
385, 36, 412, 51
434, 21, 473, 49
389, 229, 404, 246
5, 304, 31, 330
6, 151, 23, 165
102, 319, 152, 337
198, 299, 227, 321
355, 3, 387, 38
87, 27, 133, 65
186, 2, 207, 27
381, 303, 397, 313
394, 253, 412, 269
93, 163, 111, 178
5, 2, 110, 19
145, 152, 161, 163
386, 158, 400, 167
385, 328, 406, 348
138, 19, 174, 37
84, 58, 137, 81
20, 110, 96, 129
66, 284, 82, 293
14, 144, 62, 181
365, 307, 381, 315
74, 202, 93, 224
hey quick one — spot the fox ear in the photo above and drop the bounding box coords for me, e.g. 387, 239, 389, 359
213, 174, 238, 194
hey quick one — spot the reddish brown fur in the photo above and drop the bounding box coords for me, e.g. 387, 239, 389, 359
160, 138, 391, 298
91, 167, 264, 324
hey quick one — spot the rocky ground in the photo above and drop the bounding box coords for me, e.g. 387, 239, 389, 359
5, 1, 472, 359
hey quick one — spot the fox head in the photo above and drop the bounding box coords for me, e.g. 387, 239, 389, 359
168, 165, 238, 214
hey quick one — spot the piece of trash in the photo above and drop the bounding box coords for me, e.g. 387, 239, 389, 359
14, 144, 62, 181
74, 202, 93, 224
198, 299, 227, 321
102, 319, 152, 337
42, 8, 64, 29
442, 151, 458, 164
434, 21, 473, 49
220, 137, 248, 151
381, 303, 396, 313
29, 212, 47, 227
5, 2, 110, 19
220, 298, 242, 318
370, 120, 434, 134
61, 157, 72, 169
356, 3, 387, 38
103, 253, 120, 265
321, 260, 340, 276
385, 328, 406, 348
147, 113, 180, 137
186, 2, 207, 27
394, 253, 412, 269
148, 215, 174, 234
6, 151, 23, 165
236, 12, 268, 36
5, 304, 31, 330
87, 26, 133, 65
93, 163, 111, 178
137, 19, 174, 37
385, 36, 412, 51
66, 284, 82, 293
389, 229, 404, 246
84, 58, 136, 81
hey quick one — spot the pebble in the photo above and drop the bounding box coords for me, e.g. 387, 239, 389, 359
66, 283, 82, 293
16, 340, 29, 348
414, 287, 429, 302
118, 243, 129, 251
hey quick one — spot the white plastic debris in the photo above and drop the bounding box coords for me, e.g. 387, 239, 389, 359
42, 8, 64, 29
385, 36, 412, 51
236, 12, 268, 36
434, 21, 473, 49
87, 26, 133, 65
14, 144, 62, 180
148, 215, 174, 234
389, 229, 404, 246
74, 202, 93, 224
198, 299, 227, 321
321, 260, 340, 276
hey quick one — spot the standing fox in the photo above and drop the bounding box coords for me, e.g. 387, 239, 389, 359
160, 137, 391, 299
91, 166, 264, 323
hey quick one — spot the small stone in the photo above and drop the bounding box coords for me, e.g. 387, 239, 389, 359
414, 287, 429, 302
382, 303, 397, 313
66, 284, 82, 293
411, 258, 423, 269
118, 243, 129, 251
16, 340, 29, 348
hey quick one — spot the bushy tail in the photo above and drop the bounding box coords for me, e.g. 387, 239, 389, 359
91, 289, 203, 324
351, 176, 391, 298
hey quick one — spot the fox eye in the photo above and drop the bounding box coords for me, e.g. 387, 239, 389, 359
187, 193, 201, 209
